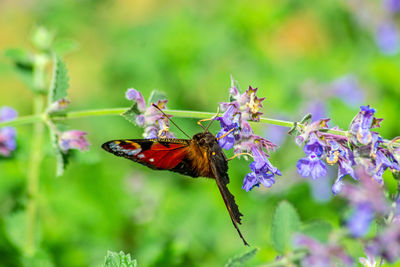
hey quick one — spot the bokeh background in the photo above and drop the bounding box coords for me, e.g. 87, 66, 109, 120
0, 0, 399, 266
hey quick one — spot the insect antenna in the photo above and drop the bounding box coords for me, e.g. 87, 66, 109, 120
151, 103, 191, 139
202, 107, 220, 133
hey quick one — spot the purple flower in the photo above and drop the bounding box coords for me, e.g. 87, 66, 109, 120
368, 222, 400, 263
217, 77, 280, 191
375, 22, 399, 55
126, 88, 146, 112
347, 203, 374, 237
296, 134, 327, 179
0, 127, 16, 156
124, 88, 175, 139
0, 107, 18, 157
326, 140, 356, 194
294, 235, 354, 266
242, 146, 281, 191
216, 128, 235, 150
58, 130, 90, 151
384, 0, 400, 13
349, 105, 380, 146
297, 153, 327, 179
340, 167, 389, 237
0, 107, 18, 121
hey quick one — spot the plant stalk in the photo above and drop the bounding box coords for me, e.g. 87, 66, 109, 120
24, 95, 46, 256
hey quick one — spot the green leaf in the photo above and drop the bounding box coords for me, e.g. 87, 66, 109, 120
148, 90, 167, 105
224, 248, 258, 267
4, 211, 27, 250
53, 39, 79, 55
122, 103, 140, 125
4, 48, 34, 89
4, 211, 41, 251
22, 250, 55, 267
271, 201, 301, 254
300, 221, 332, 243
103, 251, 137, 267
49, 54, 69, 103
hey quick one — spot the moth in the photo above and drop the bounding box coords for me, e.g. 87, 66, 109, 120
102, 108, 248, 245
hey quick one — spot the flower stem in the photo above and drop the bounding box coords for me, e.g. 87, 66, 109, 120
0, 107, 397, 144
24, 95, 46, 256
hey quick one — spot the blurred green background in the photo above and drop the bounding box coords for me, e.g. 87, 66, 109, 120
0, 0, 399, 266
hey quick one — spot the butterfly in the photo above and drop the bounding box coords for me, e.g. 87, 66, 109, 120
102, 108, 248, 246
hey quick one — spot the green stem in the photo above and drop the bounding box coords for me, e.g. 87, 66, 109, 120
24, 95, 45, 256
0, 107, 397, 144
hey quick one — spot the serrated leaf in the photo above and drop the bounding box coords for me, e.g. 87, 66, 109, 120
49, 55, 69, 103
148, 90, 167, 105
224, 248, 257, 267
300, 221, 332, 243
121, 103, 140, 125
103, 251, 137, 267
271, 201, 301, 254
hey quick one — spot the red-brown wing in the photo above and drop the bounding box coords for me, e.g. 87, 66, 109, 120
102, 139, 190, 170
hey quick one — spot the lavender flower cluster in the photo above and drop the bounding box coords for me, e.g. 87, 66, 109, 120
125, 88, 175, 139
295, 105, 399, 196
215, 78, 281, 191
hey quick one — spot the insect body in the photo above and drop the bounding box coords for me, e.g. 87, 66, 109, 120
102, 131, 248, 245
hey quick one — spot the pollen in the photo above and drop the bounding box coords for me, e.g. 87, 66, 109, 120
212, 152, 216, 155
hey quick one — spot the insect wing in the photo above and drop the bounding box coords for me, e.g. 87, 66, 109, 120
102, 139, 190, 170
209, 155, 248, 246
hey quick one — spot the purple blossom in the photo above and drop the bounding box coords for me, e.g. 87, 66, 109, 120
58, 130, 90, 151
368, 222, 400, 263
325, 140, 356, 194
242, 143, 281, 191
296, 134, 327, 179
0, 106, 18, 157
340, 167, 389, 237
349, 105, 380, 146
347, 203, 374, 237
0, 107, 18, 121
297, 152, 327, 179
126, 88, 146, 112
125, 89, 175, 139
294, 235, 354, 267
384, 0, 400, 13
217, 77, 280, 191
375, 22, 399, 55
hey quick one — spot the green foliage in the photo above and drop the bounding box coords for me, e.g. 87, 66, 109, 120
4, 48, 34, 90
148, 90, 167, 106
103, 251, 137, 267
300, 221, 332, 243
122, 103, 140, 125
224, 248, 258, 267
49, 55, 69, 103
271, 201, 301, 254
